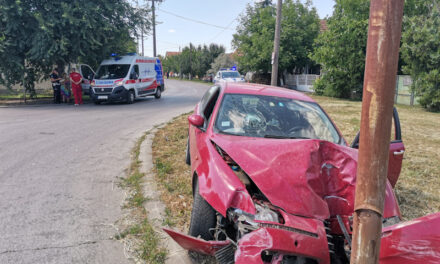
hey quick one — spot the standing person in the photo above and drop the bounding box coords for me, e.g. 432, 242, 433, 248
166, 71, 169, 79
50, 69, 62, 104
60, 73, 71, 103
69, 68, 83, 106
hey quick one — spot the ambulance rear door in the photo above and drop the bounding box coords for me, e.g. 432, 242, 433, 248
79, 64, 95, 94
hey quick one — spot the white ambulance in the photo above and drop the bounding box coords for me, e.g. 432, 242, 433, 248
90, 53, 164, 104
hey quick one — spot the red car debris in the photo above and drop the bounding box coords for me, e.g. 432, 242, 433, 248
165, 83, 440, 264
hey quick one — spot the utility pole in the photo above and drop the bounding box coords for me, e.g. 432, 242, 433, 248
350, 0, 404, 263
141, 28, 144, 56
271, 0, 282, 86
145, 0, 162, 56
152, 0, 157, 57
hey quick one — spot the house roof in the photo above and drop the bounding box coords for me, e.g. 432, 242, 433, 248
165, 51, 181, 58
320, 20, 328, 32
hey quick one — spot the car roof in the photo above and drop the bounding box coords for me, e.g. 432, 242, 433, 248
221, 82, 316, 103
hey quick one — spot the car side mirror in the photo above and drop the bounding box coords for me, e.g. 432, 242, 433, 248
188, 114, 204, 127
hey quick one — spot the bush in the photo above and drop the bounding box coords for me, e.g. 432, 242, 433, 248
414, 70, 440, 112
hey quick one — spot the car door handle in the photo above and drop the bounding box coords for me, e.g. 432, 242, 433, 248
393, 150, 405, 156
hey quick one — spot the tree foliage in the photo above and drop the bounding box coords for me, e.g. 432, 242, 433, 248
310, 0, 370, 98
232, 0, 320, 75
162, 43, 225, 78
401, 2, 440, 111
311, 0, 434, 100
0, 0, 150, 94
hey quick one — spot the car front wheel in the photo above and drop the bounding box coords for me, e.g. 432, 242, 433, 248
127, 90, 135, 104
154, 87, 161, 99
189, 180, 216, 240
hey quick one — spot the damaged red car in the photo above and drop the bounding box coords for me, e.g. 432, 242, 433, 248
164, 83, 440, 264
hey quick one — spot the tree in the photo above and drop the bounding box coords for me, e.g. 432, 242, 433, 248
0, 0, 150, 95
162, 43, 225, 79
232, 0, 320, 78
401, 2, 440, 111
310, 0, 432, 99
208, 53, 238, 74
310, 0, 370, 98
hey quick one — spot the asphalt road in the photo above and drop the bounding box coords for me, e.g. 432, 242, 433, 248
0, 79, 210, 264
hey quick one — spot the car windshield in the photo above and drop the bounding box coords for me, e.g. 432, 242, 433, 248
215, 94, 341, 143
221, 72, 240, 78
95, 64, 130, 79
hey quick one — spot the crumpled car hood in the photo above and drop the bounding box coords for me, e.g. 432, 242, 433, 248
212, 134, 359, 220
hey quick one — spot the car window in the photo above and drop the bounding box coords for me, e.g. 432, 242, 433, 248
214, 94, 341, 143
221, 72, 240, 78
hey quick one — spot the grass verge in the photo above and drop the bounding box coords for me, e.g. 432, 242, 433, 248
152, 96, 440, 227
117, 132, 167, 263
152, 115, 193, 228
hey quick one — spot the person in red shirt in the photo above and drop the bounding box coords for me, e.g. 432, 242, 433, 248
69, 68, 83, 106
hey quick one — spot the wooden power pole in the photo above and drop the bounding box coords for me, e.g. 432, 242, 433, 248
350, 0, 404, 263
152, 0, 157, 57
271, 0, 282, 86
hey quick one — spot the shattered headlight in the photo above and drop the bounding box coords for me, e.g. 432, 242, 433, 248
228, 203, 281, 239
255, 203, 279, 223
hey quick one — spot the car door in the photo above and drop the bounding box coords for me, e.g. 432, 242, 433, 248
131, 64, 141, 95
387, 108, 405, 187
80, 64, 95, 94
351, 107, 405, 188
189, 86, 221, 166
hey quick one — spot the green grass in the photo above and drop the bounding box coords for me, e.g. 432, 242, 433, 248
118, 132, 167, 263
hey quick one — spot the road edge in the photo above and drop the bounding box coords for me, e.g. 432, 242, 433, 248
140, 126, 193, 264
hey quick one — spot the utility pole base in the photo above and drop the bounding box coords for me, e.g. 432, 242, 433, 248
350, 209, 382, 264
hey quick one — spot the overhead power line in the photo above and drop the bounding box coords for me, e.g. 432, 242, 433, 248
157, 8, 234, 30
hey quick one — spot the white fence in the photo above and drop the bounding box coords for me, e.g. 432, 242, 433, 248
285, 74, 319, 92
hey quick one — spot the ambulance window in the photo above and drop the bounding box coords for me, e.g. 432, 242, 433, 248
133, 65, 139, 75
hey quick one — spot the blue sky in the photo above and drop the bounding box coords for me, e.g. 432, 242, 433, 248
140, 0, 335, 57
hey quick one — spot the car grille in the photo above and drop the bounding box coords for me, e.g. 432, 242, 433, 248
94, 87, 113, 94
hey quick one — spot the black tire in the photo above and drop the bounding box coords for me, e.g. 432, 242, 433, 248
185, 138, 191, 165
154, 87, 161, 99
189, 180, 216, 240
127, 90, 135, 104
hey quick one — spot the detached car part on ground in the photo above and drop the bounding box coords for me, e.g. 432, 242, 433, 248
164, 83, 440, 264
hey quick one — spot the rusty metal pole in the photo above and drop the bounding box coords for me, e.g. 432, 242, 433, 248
350, 0, 404, 263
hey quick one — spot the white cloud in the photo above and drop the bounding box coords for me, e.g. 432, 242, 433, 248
168, 29, 176, 33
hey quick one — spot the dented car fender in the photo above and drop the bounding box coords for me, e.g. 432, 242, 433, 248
190, 129, 255, 216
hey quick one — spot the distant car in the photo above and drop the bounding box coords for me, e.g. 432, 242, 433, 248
213, 70, 245, 84
161, 82, 440, 264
